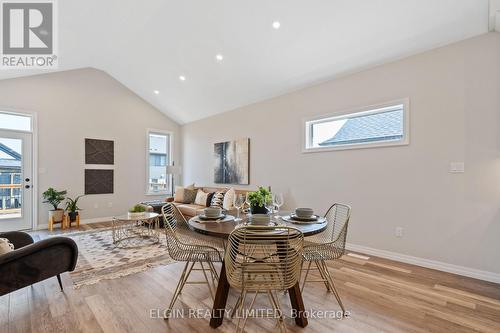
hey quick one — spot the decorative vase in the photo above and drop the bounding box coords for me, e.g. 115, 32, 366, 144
250, 205, 268, 215
49, 209, 64, 222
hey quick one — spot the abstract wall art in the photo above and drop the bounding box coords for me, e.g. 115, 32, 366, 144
214, 138, 249, 185
85, 169, 114, 194
85, 138, 114, 164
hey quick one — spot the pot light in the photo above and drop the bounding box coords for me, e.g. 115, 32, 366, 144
272, 21, 281, 29
153, 90, 159, 95
179, 75, 186, 81
215, 54, 224, 62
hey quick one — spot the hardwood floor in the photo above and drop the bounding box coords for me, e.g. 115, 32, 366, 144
1, 223, 499, 333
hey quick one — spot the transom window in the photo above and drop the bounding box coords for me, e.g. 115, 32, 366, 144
147, 131, 171, 194
0, 111, 32, 132
304, 100, 409, 152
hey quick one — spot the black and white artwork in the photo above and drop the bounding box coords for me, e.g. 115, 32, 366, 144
214, 138, 249, 185
85, 169, 114, 194
85, 138, 114, 164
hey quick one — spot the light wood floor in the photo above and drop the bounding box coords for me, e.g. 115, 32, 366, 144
1, 222, 499, 333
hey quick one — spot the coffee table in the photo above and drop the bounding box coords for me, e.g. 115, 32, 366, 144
112, 212, 160, 248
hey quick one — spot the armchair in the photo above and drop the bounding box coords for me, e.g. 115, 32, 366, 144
0, 231, 78, 296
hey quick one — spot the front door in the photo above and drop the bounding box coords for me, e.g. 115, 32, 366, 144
0, 130, 33, 231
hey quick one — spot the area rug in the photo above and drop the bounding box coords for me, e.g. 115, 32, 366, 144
59, 227, 174, 288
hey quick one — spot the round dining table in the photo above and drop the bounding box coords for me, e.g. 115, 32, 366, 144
188, 212, 328, 329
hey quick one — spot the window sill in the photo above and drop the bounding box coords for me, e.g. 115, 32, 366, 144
302, 139, 409, 153
145, 191, 172, 197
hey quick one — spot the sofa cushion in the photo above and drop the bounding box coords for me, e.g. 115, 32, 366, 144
0, 238, 14, 255
194, 189, 209, 206
177, 204, 205, 217
223, 187, 235, 210
210, 191, 225, 207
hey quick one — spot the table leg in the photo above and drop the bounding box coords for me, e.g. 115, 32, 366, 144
210, 260, 230, 328
288, 281, 308, 327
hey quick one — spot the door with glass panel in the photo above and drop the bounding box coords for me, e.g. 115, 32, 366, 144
0, 117, 33, 231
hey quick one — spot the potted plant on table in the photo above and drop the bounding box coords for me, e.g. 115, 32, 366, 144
128, 204, 147, 219
42, 188, 67, 223
247, 186, 272, 214
65, 195, 83, 222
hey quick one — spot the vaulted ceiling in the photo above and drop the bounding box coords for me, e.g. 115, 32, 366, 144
0, 0, 490, 124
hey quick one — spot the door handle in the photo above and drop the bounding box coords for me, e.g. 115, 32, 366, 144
25, 185, 30, 189
25, 178, 30, 182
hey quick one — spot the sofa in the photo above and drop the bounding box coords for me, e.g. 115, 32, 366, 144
172, 186, 252, 219
0, 231, 78, 296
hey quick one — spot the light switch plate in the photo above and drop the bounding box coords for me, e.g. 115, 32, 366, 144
450, 162, 465, 173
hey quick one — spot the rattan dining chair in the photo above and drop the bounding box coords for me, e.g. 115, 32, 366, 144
225, 225, 304, 333
161, 203, 224, 318
300, 203, 351, 314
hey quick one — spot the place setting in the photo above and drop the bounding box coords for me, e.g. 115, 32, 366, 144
281, 207, 327, 224
194, 206, 235, 224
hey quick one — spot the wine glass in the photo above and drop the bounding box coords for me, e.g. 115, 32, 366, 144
233, 194, 244, 222
265, 195, 275, 218
273, 193, 284, 218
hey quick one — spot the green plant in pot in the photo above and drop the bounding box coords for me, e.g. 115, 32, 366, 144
42, 188, 67, 222
65, 195, 83, 222
247, 186, 272, 214
128, 204, 147, 219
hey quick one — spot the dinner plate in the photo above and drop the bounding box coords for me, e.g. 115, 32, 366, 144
198, 214, 226, 221
290, 214, 320, 222
281, 215, 326, 224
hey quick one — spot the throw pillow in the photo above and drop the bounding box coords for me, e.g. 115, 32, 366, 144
223, 187, 235, 210
0, 238, 14, 255
206, 192, 215, 207
210, 191, 225, 208
183, 188, 198, 204
185, 183, 196, 190
194, 189, 209, 206
174, 186, 185, 202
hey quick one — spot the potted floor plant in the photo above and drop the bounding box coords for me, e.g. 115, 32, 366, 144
65, 195, 83, 222
247, 186, 272, 214
42, 188, 67, 223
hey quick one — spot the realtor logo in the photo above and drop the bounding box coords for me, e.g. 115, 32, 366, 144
1, 0, 57, 68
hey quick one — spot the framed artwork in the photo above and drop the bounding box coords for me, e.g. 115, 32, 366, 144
214, 138, 249, 185
85, 138, 114, 164
85, 169, 114, 194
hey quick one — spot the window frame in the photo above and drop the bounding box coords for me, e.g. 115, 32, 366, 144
145, 129, 173, 196
302, 98, 410, 153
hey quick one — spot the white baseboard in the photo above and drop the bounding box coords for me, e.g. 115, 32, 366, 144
346, 243, 500, 284
35, 216, 113, 231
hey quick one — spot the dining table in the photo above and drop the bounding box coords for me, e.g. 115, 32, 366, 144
188, 211, 328, 328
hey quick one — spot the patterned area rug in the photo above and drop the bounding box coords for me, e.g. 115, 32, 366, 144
61, 227, 174, 288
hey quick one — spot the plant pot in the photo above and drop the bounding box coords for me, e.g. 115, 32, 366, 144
68, 211, 79, 222
49, 209, 64, 222
250, 205, 268, 215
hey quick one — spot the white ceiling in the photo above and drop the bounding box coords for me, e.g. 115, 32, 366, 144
0, 0, 490, 124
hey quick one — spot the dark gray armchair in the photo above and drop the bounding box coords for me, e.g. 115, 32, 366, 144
0, 231, 78, 296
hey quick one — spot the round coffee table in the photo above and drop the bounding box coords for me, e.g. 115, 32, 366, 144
112, 212, 160, 248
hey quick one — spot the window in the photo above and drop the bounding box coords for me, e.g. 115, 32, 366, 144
147, 131, 171, 194
0, 112, 32, 131
304, 100, 409, 152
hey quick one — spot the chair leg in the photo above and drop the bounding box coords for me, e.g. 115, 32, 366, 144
56, 274, 63, 291
319, 260, 345, 314
165, 261, 191, 320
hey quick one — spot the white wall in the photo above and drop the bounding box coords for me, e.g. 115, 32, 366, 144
182, 33, 500, 278
0, 68, 181, 227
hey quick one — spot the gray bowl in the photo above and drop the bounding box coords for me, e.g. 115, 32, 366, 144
295, 207, 314, 218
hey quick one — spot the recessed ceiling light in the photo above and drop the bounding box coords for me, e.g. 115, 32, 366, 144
153, 90, 159, 95
272, 21, 281, 29
215, 54, 224, 62
179, 75, 186, 81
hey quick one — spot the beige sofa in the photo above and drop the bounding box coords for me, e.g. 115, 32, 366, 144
172, 186, 252, 219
